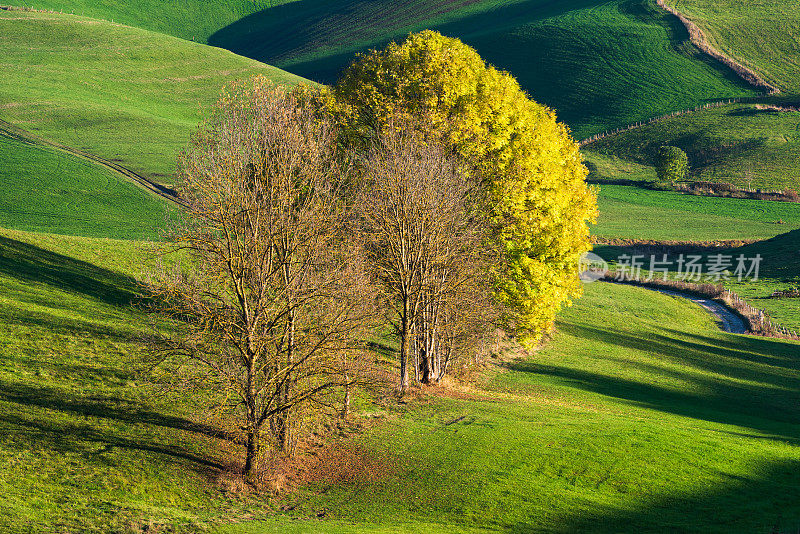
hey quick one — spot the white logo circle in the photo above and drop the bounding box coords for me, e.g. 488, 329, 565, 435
579, 252, 609, 283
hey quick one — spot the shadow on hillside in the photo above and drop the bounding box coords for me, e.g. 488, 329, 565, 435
0, 378, 232, 442
0, 235, 137, 307
514, 458, 800, 532
208, 0, 754, 137
509, 323, 800, 440
0, 301, 140, 342
0, 411, 225, 471
0, 378, 234, 473
208, 0, 607, 83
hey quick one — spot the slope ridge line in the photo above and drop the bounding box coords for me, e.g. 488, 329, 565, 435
655, 0, 778, 94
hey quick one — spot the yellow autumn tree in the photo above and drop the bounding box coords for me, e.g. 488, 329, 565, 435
331, 30, 597, 346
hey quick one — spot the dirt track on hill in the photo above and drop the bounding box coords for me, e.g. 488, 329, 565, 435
650, 287, 748, 334
655, 0, 779, 95
0, 118, 187, 207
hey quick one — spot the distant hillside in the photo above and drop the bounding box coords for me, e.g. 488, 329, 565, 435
663, 0, 800, 93
586, 102, 800, 192
207, 0, 758, 138
2, 0, 297, 44
9, 1, 758, 139
724, 228, 800, 331
735, 228, 800, 282
0, 10, 308, 185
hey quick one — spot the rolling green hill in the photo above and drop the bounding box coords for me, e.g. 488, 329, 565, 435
4, 228, 800, 532
2, 0, 293, 43
585, 102, 800, 192
8, 1, 758, 139
208, 0, 758, 138
725, 229, 800, 331
663, 0, 800, 93
0, 133, 170, 239
0, 10, 308, 185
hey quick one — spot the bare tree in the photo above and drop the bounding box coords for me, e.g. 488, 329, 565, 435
142, 78, 373, 477
358, 128, 495, 393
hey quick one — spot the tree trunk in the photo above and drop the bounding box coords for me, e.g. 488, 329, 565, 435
419, 343, 430, 384
399, 301, 410, 394
243, 426, 260, 476
279, 310, 295, 452
275, 410, 291, 452
342, 373, 350, 419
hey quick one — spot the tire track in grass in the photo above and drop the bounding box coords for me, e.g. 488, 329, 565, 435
0, 118, 187, 207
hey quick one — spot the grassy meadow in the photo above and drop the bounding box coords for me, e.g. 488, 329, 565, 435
6, 1, 758, 138
2, 0, 800, 532
2, 0, 297, 44
0, 133, 170, 239
584, 102, 800, 192
663, 0, 800, 92
0, 10, 307, 184
236, 281, 800, 533
594, 184, 800, 241
0, 229, 239, 532
3, 228, 800, 532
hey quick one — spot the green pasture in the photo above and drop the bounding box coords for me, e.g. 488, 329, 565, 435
7, 1, 758, 138
594, 184, 800, 241
663, 0, 800, 93
0, 133, 170, 239
585, 103, 800, 192
0, 11, 307, 184
3, 228, 800, 532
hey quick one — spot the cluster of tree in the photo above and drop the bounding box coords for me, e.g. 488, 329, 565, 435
142, 31, 596, 477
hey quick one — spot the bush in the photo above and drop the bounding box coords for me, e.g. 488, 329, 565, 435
655, 145, 689, 183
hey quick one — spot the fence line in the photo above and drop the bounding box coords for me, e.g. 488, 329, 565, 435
579, 98, 743, 146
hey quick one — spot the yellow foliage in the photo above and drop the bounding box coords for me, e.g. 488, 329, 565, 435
332, 31, 597, 346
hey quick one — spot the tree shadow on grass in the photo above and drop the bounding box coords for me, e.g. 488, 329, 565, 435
503, 323, 800, 531
0, 378, 234, 443
510, 323, 800, 440
513, 458, 800, 533
562, 322, 800, 379
0, 410, 225, 471
0, 235, 138, 307
0, 300, 140, 342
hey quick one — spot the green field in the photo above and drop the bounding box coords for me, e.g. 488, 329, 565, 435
208, 0, 759, 139
0, 133, 170, 239
594, 184, 800, 241
3, 0, 295, 43
594, 228, 800, 331
663, 0, 800, 93
3, 1, 800, 532
0, 10, 307, 184
584, 152, 659, 183
4, 228, 800, 532
584, 102, 800, 192
724, 230, 800, 331
0, 229, 234, 532
7, 1, 758, 139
